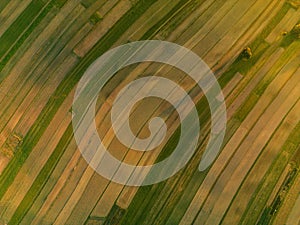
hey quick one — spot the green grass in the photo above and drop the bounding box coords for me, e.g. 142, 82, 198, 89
291, 146, 300, 166
257, 207, 272, 225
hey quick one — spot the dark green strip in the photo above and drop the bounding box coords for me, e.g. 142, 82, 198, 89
0, 0, 68, 78
141, 0, 201, 40
0, 0, 46, 59
0, 0, 10, 14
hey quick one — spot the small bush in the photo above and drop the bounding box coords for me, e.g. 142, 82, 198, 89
240, 47, 253, 61
291, 23, 300, 38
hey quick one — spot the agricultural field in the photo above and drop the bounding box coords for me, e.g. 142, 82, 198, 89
0, 0, 299, 224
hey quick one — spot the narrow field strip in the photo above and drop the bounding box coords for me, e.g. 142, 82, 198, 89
118, 0, 181, 42
0, 0, 32, 38
0, 2, 99, 171
12, 23, 91, 135
226, 47, 284, 119
0, 0, 55, 68
0, 0, 81, 114
0, 4, 59, 82
0, 1, 10, 14
154, 0, 211, 40
271, 169, 300, 224
21, 138, 79, 224
285, 187, 300, 225
191, 0, 258, 57
266, 7, 300, 43
0, 0, 103, 79
212, 0, 285, 75
0, 93, 73, 224
266, 164, 292, 206
176, 0, 236, 45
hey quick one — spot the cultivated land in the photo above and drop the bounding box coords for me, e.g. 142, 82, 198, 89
0, 0, 299, 224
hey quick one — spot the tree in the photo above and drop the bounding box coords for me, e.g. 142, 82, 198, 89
291, 23, 300, 38
240, 47, 252, 61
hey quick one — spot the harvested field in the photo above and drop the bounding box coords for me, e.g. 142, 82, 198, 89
0, 0, 299, 224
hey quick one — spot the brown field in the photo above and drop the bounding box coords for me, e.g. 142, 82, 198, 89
0, 0, 299, 224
